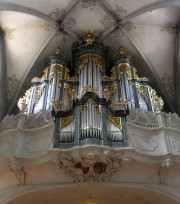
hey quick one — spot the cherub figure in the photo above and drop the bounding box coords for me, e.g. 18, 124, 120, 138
103, 88, 111, 102
68, 88, 78, 101
52, 99, 63, 113
115, 98, 128, 113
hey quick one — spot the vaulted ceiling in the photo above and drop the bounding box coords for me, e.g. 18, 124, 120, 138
0, 0, 180, 117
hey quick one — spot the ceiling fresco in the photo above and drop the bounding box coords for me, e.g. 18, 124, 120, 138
0, 0, 179, 114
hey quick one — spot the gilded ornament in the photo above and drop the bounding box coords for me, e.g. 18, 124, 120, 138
136, 84, 148, 103
82, 85, 99, 95
102, 68, 115, 81
52, 99, 63, 113
117, 63, 131, 80
133, 68, 148, 81
149, 87, 164, 112
34, 85, 44, 104
50, 64, 63, 79
115, 98, 128, 113
103, 85, 117, 101
65, 85, 78, 101
64, 68, 78, 81
80, 98, 100, 112
106, 113, 122, 129
78, 53, 102, 73
55, 47, 63, 55
84, 30, 95, 46
113, 47, 127, 57
60, 114, 75, 130
17, 88, 32, 114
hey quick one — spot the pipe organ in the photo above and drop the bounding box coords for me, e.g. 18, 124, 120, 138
18, 31, 164, 148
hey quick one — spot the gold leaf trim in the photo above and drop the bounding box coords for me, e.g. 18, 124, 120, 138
133, 68, 148, 81
60, 114, 75, 130
136, 84, 148, 103
106, 114, 122, 129
64, 68, 78, 81
117, 63, 131, 80
102, 68, 115, 81
78, 53, 102, 73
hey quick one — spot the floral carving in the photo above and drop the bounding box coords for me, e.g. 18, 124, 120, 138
100, 5, 136, 38
42, 8, 76, 37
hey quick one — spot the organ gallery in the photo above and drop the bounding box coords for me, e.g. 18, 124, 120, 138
18, 31, 164, 148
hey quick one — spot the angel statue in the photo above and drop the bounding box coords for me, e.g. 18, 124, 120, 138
115, 98, 128, 113
52, 99, 63, 113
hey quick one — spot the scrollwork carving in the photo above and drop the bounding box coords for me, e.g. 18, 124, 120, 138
78, 53, 102, 74
56, 151, 132, 184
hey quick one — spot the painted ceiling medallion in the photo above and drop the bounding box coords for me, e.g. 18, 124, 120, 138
161, 22, 177, 35
82, 0, 96, 8
56, 149, 132, 184
42, 8, 76, 37
100, 5, 135, 38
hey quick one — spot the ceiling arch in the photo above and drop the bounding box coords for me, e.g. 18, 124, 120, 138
5, 184, 180, 204
0, 0, 178, 115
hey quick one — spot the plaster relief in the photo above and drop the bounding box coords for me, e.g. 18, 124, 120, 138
55, 150, 132, 184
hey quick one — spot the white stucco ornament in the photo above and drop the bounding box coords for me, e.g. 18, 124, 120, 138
56, 149, 132, 184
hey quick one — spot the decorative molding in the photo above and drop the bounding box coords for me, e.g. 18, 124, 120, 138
161, 22, 178, 35
100, 5, 135, 38
159, 158, 174, 185
56, 150, 132, 184
3, 27, 15, 40
10, 164, 25, 185
41, 8, 76, 37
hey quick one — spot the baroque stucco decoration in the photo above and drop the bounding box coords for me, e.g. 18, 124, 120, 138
41, 8, 76, 37
53, 150, 132, 184
100, 5, 136, 38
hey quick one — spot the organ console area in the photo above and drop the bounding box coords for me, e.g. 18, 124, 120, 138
18, 31, 164, 148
